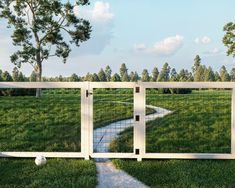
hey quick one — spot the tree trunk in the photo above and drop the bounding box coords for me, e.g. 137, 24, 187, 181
35, 63, 42, 98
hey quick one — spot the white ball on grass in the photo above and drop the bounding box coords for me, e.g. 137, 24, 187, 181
35, 156, 47, 166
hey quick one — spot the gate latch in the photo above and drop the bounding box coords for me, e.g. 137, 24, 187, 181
86, 90, 93, 97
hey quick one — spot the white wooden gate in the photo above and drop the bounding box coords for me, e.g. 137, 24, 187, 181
0, 82, 235, 161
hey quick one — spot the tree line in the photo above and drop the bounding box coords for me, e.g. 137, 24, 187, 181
0, 55, 234, 83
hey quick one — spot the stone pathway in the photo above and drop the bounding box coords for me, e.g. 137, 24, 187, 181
95, 102, 171, 188
96, 161, 149, 188
93, 102, 172, 153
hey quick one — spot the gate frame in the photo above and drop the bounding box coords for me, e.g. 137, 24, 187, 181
0, 82, 235, 161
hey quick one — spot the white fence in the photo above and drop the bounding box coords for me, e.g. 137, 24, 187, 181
0, 82, 235, 161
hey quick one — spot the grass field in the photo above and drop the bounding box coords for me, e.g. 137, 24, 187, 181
0, 88, 139, 187
113, 159, 235, 188
0, 89, 139, 152
0, 158, 97, 188
111, 89, 234, 187
111, 89, 231, 153
0, 88, 234, 187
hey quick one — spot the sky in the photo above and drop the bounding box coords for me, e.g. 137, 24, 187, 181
0, 0, 235, 77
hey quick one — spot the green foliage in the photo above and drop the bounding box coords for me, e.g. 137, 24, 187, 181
0, 69, 2, 81
120, 63, 129, 81
230, 68, 235, 81
141, 69, 150, 82
220, 65, 230, 81
204, 66, 215, 81
157, 63, 170, 82
111, 73, 121, 82
214, 71, 221, 81
105, 65, 112, 82
92, 73, 100, 82
170, 68, 178, 81
0, 159, 97, 188
70, 73, 80, 82
113, 159, 235, 188
151, 67, 159, 82
192, 55, 201, 76
129, 71, 139, 82
2, 71, 13, 81
194, 65, 205, 81
98, 68, 107, 82
0, 0, 91, 81
84, 72, 93, 81
223, 22, 235, 57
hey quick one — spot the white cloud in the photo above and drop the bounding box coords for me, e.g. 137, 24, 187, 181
204, 48, 224, 56
135, 35, 184, 56
195, 36, 211, 44
74, 1, 114, 24
91, 1, 114, 23
73, 1, 114, 55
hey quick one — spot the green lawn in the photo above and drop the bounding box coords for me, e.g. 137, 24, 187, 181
113, 159, 235, 188
0, 89, 234, 187
0, 88, 139, 152
0, 88, 137, 187
111, 89, 234, 187
111, 89, 231, 153
0, 158, 97, 188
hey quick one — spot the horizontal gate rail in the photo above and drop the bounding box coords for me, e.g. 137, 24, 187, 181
0, 152, 84, 158
0, 82, 235, 160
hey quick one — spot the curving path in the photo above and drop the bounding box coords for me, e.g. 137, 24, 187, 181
93, 102, 172, 153
95, 102, 172, 188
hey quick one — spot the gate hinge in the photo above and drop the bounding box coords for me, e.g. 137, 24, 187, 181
86, 90, 93, 97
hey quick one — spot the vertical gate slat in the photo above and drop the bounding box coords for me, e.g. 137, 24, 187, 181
134, 82, 146, 161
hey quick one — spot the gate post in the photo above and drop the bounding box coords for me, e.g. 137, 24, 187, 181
81, 82, 91, 160
232, 88, 235, 158
134, 82, 146, 161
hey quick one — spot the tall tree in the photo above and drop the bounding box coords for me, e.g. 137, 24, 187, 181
178, 69, 187, 81
170, 68, 178, 81
220, 65, 230, 81
192, 55, 201, 78
84, 72, 93, 81
214, 71, 221, 81
194, 65, 205, 81
18, 72, 25, 81
119, 63, 128, 81
141, 69, 150, 82
151, 67, 159, 82
0, 69, 2, 81
58, 75, 63, 82
223, 22, 235, 57
122, 72, 129, 82
98, 68, 107, 82
230, 68, 235, 81
12, 67, 19, 81
2, 71, 13, 81
30, 71, 37, 82
111, 73, 121, 82
0, 0, 91, 96
92, 73, 99, 82
204, 66, 215, 81
130, 71, 139, 82
158, 63, 171, 82
105, 65, 112, 82
70, 73, 79, 82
